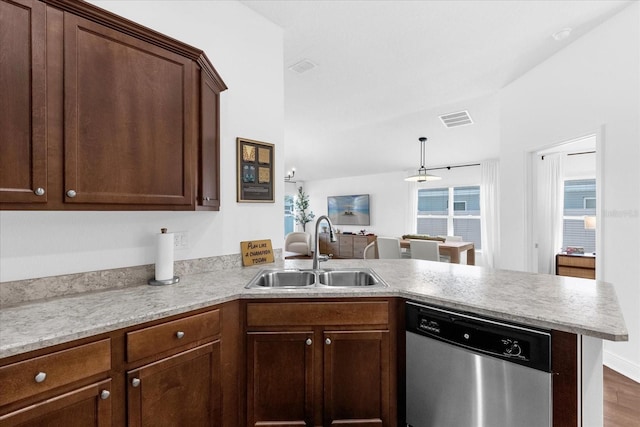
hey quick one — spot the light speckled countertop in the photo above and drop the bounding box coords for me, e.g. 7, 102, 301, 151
0, 259, 628, 359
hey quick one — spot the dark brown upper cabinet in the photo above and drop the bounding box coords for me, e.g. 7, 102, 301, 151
0, 0, 227, 210
0, 0, 47, 204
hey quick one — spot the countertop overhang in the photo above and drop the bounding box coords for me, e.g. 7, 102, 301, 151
0, 259, 628, 359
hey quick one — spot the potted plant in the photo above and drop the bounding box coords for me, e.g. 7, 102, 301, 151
294, 186, 315, 232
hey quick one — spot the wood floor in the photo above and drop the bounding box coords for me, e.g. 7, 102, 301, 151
604, 366, 640, 426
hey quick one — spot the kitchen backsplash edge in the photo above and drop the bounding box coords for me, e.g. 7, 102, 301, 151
0, 249, 283, 307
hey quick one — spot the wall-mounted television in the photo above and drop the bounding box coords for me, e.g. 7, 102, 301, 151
327, 194, 370, 226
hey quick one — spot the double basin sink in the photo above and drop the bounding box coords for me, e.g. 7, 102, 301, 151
245, 267, 387, 289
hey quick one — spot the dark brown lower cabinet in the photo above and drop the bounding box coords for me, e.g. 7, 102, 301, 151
247, 331, 314, 426
0, 379, 112, 427
127, 342, 221, 427
324, 330, 389, 426
245, 300, 394, 427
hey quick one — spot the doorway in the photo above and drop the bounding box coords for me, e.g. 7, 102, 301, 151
527, 133, 599, 274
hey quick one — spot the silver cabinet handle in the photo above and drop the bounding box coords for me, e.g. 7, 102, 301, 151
325, 338, 332, 345
34, 187, 45, 196
66, 190, 76, 198
34, 372, 46, 383
176, 331, 185, 339
204, 197, 211, 201
305, 338, 312, 346
131, 378, 141, 387
100, 390, 110, 400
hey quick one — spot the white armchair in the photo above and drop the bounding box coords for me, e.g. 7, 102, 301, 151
284, 232, 312, 256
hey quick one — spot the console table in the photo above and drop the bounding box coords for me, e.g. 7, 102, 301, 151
556, 253, 596, 279
319, 233, 376, 259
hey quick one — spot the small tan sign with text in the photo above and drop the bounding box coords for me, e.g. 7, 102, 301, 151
241, 239, 275, 266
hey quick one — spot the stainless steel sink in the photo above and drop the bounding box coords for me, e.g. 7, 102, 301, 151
245, 268, 386, 289
246, 270, 315, 288
317, 269, 381, 287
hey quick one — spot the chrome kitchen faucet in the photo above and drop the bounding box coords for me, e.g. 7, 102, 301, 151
312, 215, 336, 270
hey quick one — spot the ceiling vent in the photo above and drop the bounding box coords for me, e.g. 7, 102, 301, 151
439, 110, 473, 128
288, 59, 317, 74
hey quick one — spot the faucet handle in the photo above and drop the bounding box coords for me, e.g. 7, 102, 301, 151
319, 254, 332, 263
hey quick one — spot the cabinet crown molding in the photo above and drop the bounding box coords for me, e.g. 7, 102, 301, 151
43, 0, 227, 91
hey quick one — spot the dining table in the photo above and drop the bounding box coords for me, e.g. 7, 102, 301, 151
400, 239, 476, 265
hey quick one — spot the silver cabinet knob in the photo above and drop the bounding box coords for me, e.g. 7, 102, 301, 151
34, 372, 47, 383
176, 331, 185, 339
100, 390, 110, 400
203, 197, 211, 201
325, 338, 332, 345
66, 190, 76, 198
34, 187, 45, 196
305, 338, 312, 346
131, 378, 141, 387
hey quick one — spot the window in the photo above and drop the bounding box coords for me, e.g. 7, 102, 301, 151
416, 186, 481, 249
563, 179, 595, 253
284, 195, 294, 236
583, 197, 596, 209
453, 201, 467, 211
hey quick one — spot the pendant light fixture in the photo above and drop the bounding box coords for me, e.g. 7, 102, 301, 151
405, 137, 441, 182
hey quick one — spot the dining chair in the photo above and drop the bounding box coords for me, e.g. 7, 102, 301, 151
363, 241, 377, 259
410, 239, 440, 262
440, 235, 462, 262
376, 237, 402, 259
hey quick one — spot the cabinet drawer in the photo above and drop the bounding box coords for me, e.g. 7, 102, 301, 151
247, 301, 388, 327
127, 310, 220, 363
557, 256, 595, 269
0, 339, 111, 407
338, 236, 354, 249
557, 266, 596, 279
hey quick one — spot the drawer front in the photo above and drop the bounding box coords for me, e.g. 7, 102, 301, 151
338, 236, 353, 247
326, 241, 340, 256
352, 236, 369, 250
339, 236, 354, 257
247, 301, 388, 327
0, 339, 111, 407
558, 266, 596, 279
127, 309, 220, 363
557, 255, 595, 269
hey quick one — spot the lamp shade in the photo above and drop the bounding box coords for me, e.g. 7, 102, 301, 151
584, 216, 596, 230
405, 169, 442, 182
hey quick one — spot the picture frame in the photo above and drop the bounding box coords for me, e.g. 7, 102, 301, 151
236, 137, 274, 202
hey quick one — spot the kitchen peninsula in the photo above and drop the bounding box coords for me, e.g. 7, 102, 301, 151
0, 258, 627, 426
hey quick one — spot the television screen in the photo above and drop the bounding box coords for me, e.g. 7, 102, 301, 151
327, 194, 370, 226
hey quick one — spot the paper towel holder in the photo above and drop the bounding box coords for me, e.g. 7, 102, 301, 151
148, 276, 180, 286
148, 228, 180, 286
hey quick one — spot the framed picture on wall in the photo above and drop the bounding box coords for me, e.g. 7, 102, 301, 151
236, 137, 275, 202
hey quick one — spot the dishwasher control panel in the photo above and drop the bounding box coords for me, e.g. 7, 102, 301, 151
407, 301, 551, 372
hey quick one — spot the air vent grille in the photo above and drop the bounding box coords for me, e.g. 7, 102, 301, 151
439, 110, 473, 128
288, 59, 317, 74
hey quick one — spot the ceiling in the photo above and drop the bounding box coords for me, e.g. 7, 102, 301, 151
239, 0, 631, 182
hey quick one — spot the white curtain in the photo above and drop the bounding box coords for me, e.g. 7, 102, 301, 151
406, 180, 418, 234
480, 159, 500, 268
537, 153, 565, 274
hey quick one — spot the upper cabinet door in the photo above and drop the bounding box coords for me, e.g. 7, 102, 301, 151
63, 13, 195, 207
198, 72, 221, 210
0, 0, 47, 203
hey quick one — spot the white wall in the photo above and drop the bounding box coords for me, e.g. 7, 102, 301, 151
500, 3, 640, 381
305, 171, 410, 238
0, 1, 285, 282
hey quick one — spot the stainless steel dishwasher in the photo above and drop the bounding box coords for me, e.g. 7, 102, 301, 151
406, 301, 553, 427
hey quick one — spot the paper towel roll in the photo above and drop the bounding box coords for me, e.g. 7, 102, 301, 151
155, 229, 174, 281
